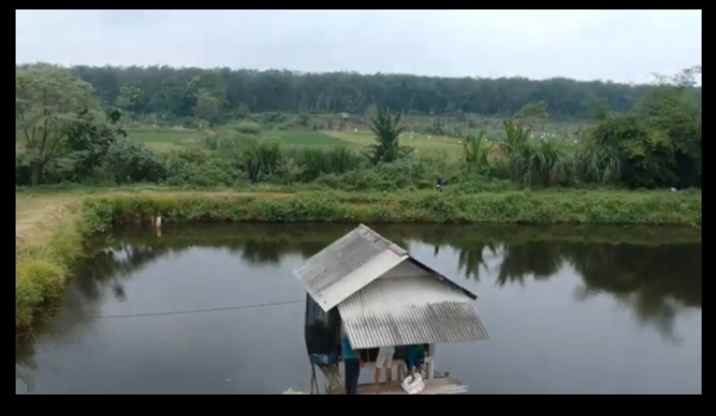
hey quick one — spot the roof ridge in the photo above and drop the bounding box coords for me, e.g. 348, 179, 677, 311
357, 224, 407, 256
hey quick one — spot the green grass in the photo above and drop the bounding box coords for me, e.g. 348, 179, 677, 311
263, 129, 356, 148
124, 123, 469, 158
75, 190, 701, 240
326, 130, 465, 161
125, 126, 206, 152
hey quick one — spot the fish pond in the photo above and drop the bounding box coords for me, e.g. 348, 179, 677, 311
16, 223, 701, 394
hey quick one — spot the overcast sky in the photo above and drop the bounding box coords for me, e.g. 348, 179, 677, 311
16, 9, 701, 84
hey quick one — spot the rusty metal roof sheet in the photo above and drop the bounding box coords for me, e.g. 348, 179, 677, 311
293, 224, 409, 312
337, 267, 488, 349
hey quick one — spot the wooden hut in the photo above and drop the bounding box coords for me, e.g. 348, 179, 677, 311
294, 224, 488, 394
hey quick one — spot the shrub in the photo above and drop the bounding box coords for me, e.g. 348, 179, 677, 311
103, 140, 167, 184
233, 121, 261, 135
295, 147, 365, 181
577, 115, 679, 188
239, 139, 282, 183
463, 130, 490, 174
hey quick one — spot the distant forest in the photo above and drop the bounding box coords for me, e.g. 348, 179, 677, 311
23, 65, 681, 120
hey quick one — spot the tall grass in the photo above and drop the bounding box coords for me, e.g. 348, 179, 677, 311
16, 218, 89, 330
501, 119, 575, 187
293, 147, 365, 181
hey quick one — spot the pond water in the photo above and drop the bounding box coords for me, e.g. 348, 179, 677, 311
16, 223, 701, 394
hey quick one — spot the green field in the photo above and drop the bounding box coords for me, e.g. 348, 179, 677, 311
124, 124, 467, 161
327, 130, 464, 161
124, 127, 207, 152
263, 129, 357, 148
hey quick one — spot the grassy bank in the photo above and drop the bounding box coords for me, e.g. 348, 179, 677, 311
16, 188, 701, 331
80, 189, 701, 231
16, 206, 88, 330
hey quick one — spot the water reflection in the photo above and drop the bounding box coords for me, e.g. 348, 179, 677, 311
49, 224, 705, 334
16, 223, 701, 393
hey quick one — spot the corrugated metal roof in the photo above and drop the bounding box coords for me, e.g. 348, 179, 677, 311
338, 270, 488, 349
293, 224, 409, 312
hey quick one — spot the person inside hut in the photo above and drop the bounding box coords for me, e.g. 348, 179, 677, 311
374, 346, 395, 384
341, 326, 361, 394
404, 344, 426, 381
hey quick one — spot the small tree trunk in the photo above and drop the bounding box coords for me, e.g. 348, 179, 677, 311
30, 162, 42, 186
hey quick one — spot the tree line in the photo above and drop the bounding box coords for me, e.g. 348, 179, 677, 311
15, 63, 700, 189
15, 63, 687, 121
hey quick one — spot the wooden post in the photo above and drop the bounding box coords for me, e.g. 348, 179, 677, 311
428, 344, 435, 379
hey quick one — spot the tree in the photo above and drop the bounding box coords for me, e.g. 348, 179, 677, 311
587, 96, 610, 120
114, 84, 145, 114
103, 140, 166, 184
367, 106, 410, 164
515, 100, 549, 119
16, 64, 99, 185
635, 66, 701, 187
579, 115, 678, 188
62, 109, 127, 181
514, 101, 549, 132
68, 64, 659, 120
193, 90, 222, 125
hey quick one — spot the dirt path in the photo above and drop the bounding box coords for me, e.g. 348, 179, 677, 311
16, 193, 79, 251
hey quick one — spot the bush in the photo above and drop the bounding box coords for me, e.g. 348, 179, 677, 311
577, 115, 679, 188
233, 121, 261, 135
313, 157, 448, 192
16, 153, 33, 186
239, 139, 283, 183
104, 140, 167, 184
295, 147, 365, 181
162, 149, 239, 187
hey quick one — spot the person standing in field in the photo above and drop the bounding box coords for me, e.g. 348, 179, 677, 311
374, 346, 395, 384
341, 326, 361, 394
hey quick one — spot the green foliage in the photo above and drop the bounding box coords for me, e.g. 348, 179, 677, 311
578, 115, 678, 188
15, 64, 701, 191
16, 187, 700, 331
16, 211, 88, 330
78, 189, 701, 229
293, 147, 364, 181
114, 84, 145, 114
239, 139, 282, 183
515, 100, 549, 120
463, 130, 489, 173
163, 148, 239, 186
61, 109, 127, 182
103, 140, 167, 184
367, 107, 411, 164
16, 259, 65, 328
16, 64, 100, 185
233, 121, 261, 135
499, 119, 575, 187
67, 64, 663, 119
315, 157, 455, 192
502, 119, 532, 154
634, 74, 701, 187
193, 90, 222, 125
16, 153, 34, 186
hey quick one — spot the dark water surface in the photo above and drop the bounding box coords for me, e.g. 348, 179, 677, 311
16, 223, 701, 394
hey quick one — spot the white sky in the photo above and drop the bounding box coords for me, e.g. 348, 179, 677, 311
16, 9, 702, 84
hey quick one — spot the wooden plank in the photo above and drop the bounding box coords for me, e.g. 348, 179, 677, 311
357, 377, 468, 395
